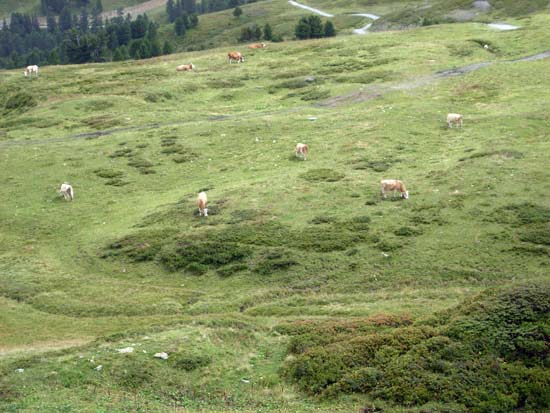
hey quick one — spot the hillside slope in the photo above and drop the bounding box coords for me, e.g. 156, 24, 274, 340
1, 12, 549, 412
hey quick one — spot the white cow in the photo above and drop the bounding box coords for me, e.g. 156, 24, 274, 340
59, 182, 74, 201
24, 65, 39, 77
197, 191, 208, 216
447, 113, 463, 128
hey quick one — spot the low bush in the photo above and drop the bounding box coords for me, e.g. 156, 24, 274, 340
94, 169, 125, 179
300, 168, 345, 182
282, 282, 550, 411
170, 353, 211, 371
4, 92, 37, 112
255, 249, 298, 275
217, 263, 248, 277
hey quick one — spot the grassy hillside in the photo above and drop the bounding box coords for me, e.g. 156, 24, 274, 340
1, 11, 550, 412
0, 0, 154, 19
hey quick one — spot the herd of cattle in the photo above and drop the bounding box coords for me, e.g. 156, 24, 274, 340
20, 47, 464, 214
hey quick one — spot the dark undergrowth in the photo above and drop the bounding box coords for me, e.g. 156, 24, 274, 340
282, 282, 550, 412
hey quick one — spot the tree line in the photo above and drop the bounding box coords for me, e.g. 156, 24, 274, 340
0, 9, 189, 69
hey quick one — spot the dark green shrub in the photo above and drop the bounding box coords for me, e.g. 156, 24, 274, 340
217, 263, 248, 277
309, 215, 338, 225
109, 148, 134, 158
159, 241, 251, 271
394, 226, 422, 237
300, 169, 345, 182
255, 249, 298, 275
185, 262, 208, 275
110, 357, 155, 389
94, 169, 125, 179
4, 92, 37, 112
170, 353, 211, 371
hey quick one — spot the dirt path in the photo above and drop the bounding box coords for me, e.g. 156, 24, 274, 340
287, 1, 380, 34
1, 51, 548, 148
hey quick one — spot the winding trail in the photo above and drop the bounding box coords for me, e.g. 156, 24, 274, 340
288, 0, 379, 34
1, 51, 548, 148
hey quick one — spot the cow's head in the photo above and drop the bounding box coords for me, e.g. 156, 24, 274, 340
240, 56, 245, 62
191, 64, 195, 70
402, 191, 409, 199
23, 70, 27, 76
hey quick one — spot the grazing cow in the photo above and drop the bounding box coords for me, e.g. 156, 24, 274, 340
228, 51, 244, 64
197, 192, 208, 216
447, 113, 463, 128
24, 65, 39, 77
59, 182, 74, 201
248, 42, 266, 49
380, 179, 409, 199
295, 143, 309, 160
176, 64, 195, 71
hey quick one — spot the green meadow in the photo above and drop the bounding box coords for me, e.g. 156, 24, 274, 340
0, 10, 549, 412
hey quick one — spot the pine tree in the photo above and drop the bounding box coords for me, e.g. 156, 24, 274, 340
166, 0, 176, 22
94, 0, 103, 14
323, 20, 335, 37
308, 15, 323, 38
174, 17, 186, 36
189, 13, 198, 27
150, 39, 161, 56
233, 6, 242, 18
263, 23, 272, 41
294, 17, 310, 40
59, 8, 72, 32
162, 40, 173, 55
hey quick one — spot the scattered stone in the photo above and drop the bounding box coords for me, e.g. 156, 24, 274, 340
95, 365, 103, 371
307, 117, 318, 121
305, 76, 316, 83
381, 252, 390, 257
154, 352, 169, 360
241, 378, 251, 383
472, 1, 491, 11
117, 347, 134, 354
15, 368, 24, 373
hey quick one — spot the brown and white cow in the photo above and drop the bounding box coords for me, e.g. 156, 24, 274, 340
248, 43, 266, 49
59, 182, 74, 201
380, 179, 409, 199
176, 64, 195, 71
197, 191, 208, 216
447, 113, 463, 128
295, 143, 309, 160
24, 65, 39, 77
228, 51, 244, 64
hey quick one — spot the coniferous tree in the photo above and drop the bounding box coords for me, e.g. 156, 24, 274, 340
263, 23, 272, 40
162, 40, 173, 54
59, 8, 72, 32
233, 6, 242, 18
295, 16, 310, 39
323, 20, 335, 37
189, 13, 198, 27
174, 17, 186, 36
308, 15, 323, 38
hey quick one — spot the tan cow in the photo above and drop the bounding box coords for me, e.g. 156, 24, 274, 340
176, 64, 195, 71
228, 51, 244, 64
447, 113, 463, 128
380, 179, 409, 199
295, 143, 309, 160
197, 192, 208, 216
248, 43, 266, 49
59, 182, 74, 201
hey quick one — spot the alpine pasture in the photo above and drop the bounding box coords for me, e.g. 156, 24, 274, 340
1, 9, 550, 413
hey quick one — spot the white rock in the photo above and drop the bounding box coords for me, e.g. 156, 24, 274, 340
241, 378, 250, 383
117, 347, 134, 354
95, 365, 103, 371
154, 352, 169, 360
15, 368, 24, 373
381, 252, 390, 257
307, 117, 318, 121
